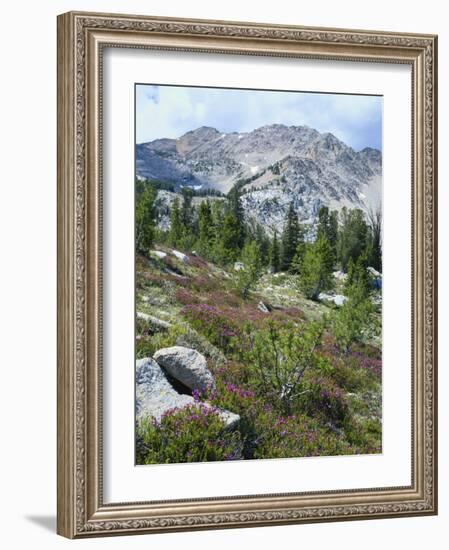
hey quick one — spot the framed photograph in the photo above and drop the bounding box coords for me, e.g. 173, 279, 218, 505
57, 11, 438, 538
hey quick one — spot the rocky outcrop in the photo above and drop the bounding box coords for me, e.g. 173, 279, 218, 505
136, 357, 194, 423
137, 123, 382, 233
318, 293, 348, 307
257, 301, 271, 314
136, 357, 239, 429
150, 250, 167, 259
153, 346, 216, 392
172, 250, 189, 263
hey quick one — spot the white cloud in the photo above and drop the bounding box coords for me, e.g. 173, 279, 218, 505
136, 84, 382, 151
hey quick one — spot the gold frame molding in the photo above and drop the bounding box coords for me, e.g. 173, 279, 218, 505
57, 11, 438, 539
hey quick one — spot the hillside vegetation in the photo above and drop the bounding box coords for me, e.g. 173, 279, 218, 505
135, 180, 382, 464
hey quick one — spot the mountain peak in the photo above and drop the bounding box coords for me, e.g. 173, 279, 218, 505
136, 122, 382, 232
181, 126, 220, 138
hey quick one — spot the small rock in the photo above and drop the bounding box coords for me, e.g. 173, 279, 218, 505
172, 250, 189, 263
234, 261, 245, 271
214, 407, 240, 430
150, 250, 167, 259
333, 294, 348, 307
154, 346, 216, 392
333, 270, 347, 280
367, 266, 382, 278
257, 301, 271, 313
318, 293, 347, 307
137, 311, 171, 329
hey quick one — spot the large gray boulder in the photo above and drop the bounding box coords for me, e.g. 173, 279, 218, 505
136, 358, 194, 423
153, 346, 216, 392
136, 357, 239, 429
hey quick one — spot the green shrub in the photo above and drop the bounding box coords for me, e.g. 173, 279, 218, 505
135, 323, 189, 359
235, 241, 263, 298
243, 320, 326, 415
342, 415, 382, 454
137, 404, 243, 464
296, 371, 349, 426
330, 295, 375, 353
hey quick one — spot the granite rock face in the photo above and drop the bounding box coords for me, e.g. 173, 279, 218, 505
153, 346, 216, 392
137, 124, 382, 234
135, 357, 194, 423
136, 353, 239, 430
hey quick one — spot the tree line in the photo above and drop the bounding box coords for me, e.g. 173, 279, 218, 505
136, 178, 381, 302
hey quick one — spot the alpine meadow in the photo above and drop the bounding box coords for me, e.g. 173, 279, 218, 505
135, 84, 383, 465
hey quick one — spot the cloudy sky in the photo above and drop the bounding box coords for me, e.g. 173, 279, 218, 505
136, 84, 382, 151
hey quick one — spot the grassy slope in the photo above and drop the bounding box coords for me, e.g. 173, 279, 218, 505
136, 245, 382, 461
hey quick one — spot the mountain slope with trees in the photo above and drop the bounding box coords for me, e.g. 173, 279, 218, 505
135, 178, 382, 464
136, 124, 382, 233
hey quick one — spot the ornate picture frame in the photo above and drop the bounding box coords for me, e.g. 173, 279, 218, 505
57, 11, 438, 538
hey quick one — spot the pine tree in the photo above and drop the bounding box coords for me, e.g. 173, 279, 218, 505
298, 236, 335, 300
291, 240, 307, 274
250, 222, 270, 266
317, 206, 338, 265
169, 198, 183, 246
344, 252, 371, 301
280, 202, 300, 271
236, 241, 263, 299
198, 200, 214, 254
270, 230, 280, 273
218, 211, 242, 264
135, 186, 156, 255
227, 188, 246, 250
337, 207, 369, 271
367, 207, 382, 272
180, 187, 194, 229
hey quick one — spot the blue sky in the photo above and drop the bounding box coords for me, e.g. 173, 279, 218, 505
136, 84, 382, 151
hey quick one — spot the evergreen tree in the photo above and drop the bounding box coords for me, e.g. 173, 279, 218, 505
280, 202, 300, 271
298, 236, 335, 300
290, 240, 307, 274
198, 200, 214, 254
218, 211, 242, 264
337, 207, 369, 271
249, 222, 270, 266
317, 206, 338, 265
180, 187, 194, 229
270, 230, 280, 273
367, 207, 382, 272
344, 252, 371, 300
236, 241, 263, 299
169, 198, 183, 246
135, 185, 156, 255
227, 188, 246, 250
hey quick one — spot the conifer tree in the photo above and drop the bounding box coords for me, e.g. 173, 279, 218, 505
280, 202, 300, 271
337, 207, 369, 271
317, 206, 338, 265
367, 207, 382, 272
169, 198, 183, 246
270, 230, 280, 273
291, 239, 307, 274
236, 241, 263, 299
298, 235, 334, 300
218, 211, 242, 264
198, 200, 214, 254
227, 187, 246, 250
344, 252, 371, 300
180, 187, 194, 229
135, 185, 156, 255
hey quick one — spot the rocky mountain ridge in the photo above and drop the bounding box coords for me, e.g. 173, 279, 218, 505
137, 124, 382, 232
